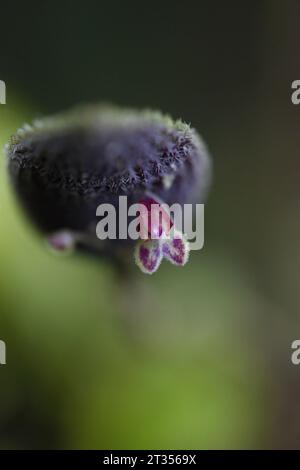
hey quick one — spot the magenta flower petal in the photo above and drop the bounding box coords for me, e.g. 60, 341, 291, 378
138, 197, 173, 239
134, 239, 163, 274
162, 233, 190, 266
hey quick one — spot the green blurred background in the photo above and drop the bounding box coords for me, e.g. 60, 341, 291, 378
0, 0, 300, 449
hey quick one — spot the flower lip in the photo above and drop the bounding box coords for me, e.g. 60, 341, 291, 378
137, 197, 174, 239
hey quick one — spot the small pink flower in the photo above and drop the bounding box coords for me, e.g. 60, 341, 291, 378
135, 197, 190, 274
